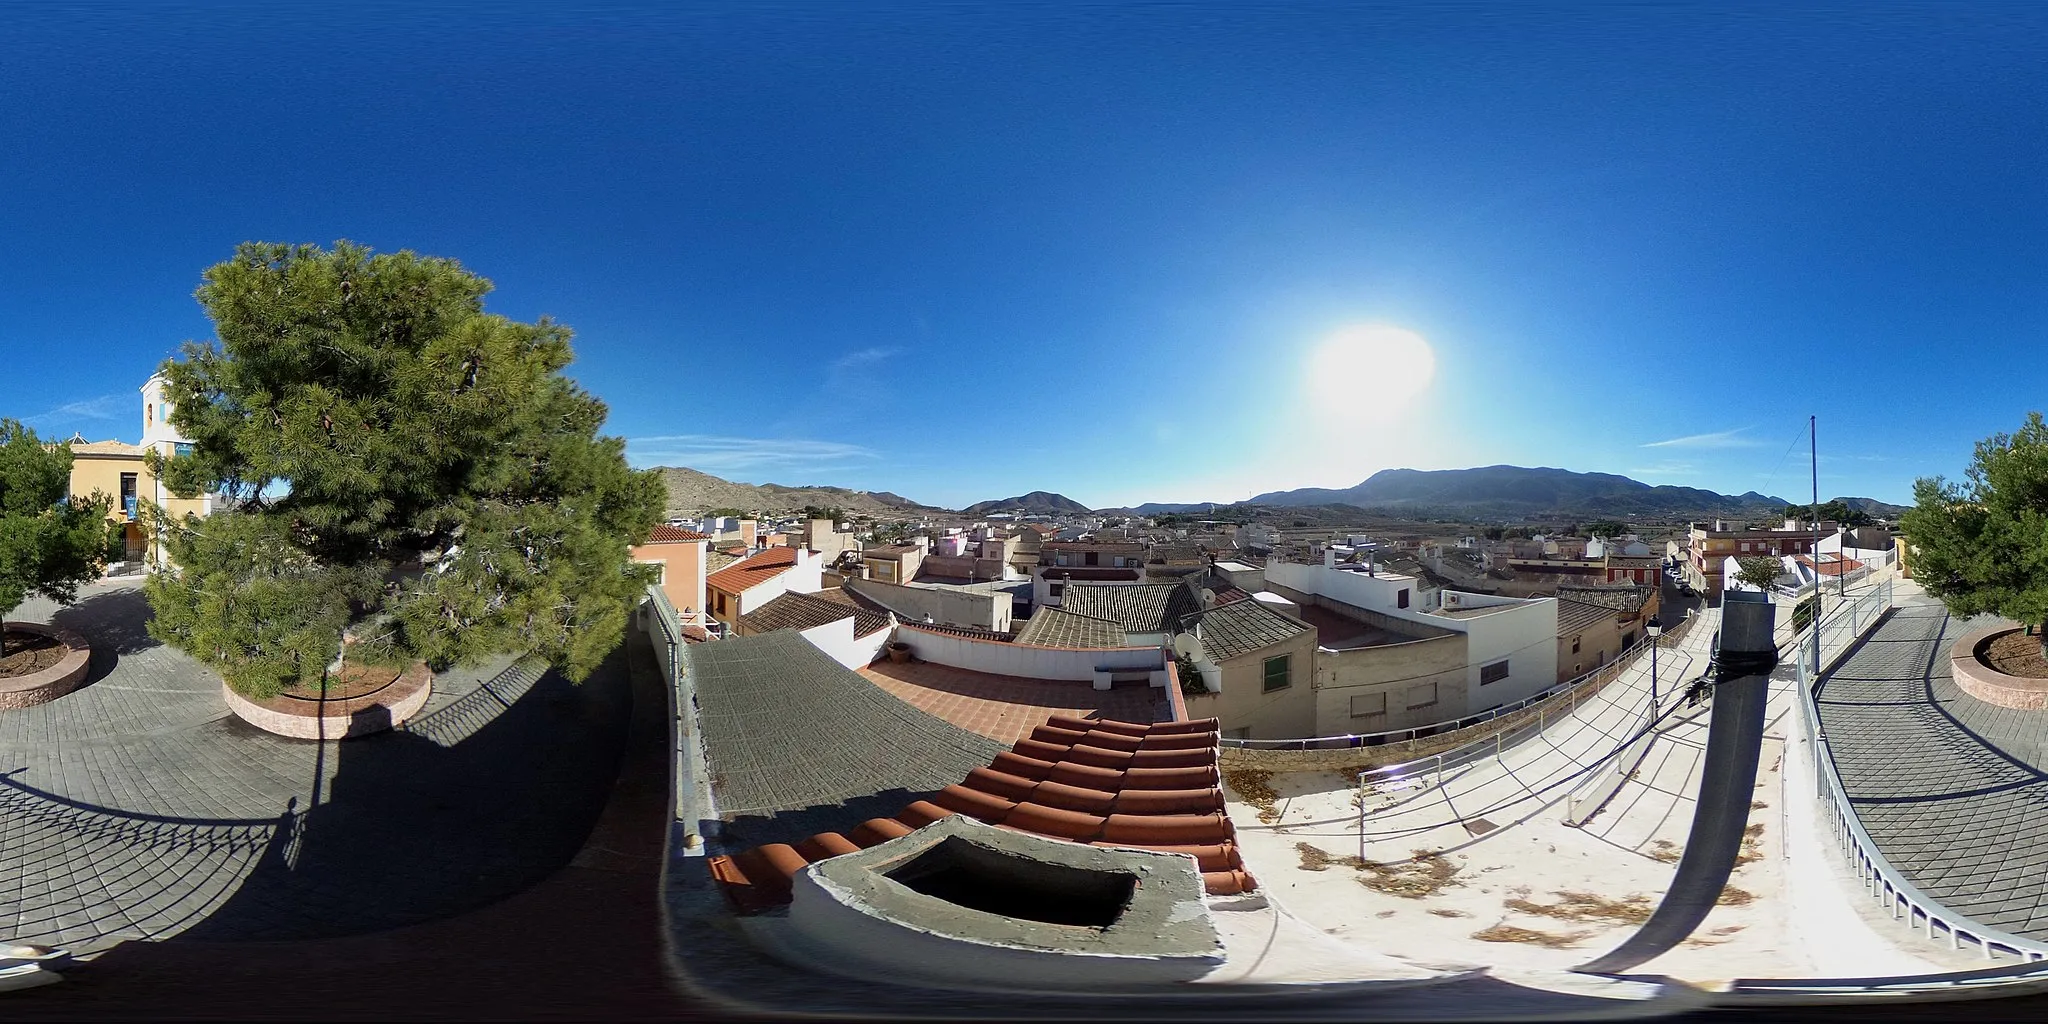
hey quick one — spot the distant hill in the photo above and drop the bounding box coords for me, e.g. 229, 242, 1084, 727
1229, 465, 1795, 518
961, 491, 1091, 517
1831, 496, 1910, 519
651, 466, 940, 516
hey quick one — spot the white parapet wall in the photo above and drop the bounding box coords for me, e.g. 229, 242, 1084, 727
895, 623, 1164, 682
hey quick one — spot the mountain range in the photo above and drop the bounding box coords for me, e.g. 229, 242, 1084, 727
655, 463, 1906, 521
651, 466, 936, 516
1130, 466, 1906, 519
960, 491, 1093, 517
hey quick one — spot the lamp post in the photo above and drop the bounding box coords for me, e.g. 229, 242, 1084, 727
1646, 615, 1663, 708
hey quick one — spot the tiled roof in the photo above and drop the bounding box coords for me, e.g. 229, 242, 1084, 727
708, 713, 1252, 915
808, 587, 894, 638
646, 524, 711, 544
900, 621, 1013, 642
863, 544, 919, 558
686, 631, 1003, 848
706, 549, 742, 575
1185, 599, 1310, 662
1556, 598, 1619, 637
1038, 567, 1142, 582
1060, 583, 1192, 634
707, 547, 799, 594
1013, 609, 1129, 649
1147, 545, 1203, 564
741, 591, 889, 638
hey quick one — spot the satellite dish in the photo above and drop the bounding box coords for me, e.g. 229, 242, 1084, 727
1199, 588, 1217, 608
1172, 633, 1199, 658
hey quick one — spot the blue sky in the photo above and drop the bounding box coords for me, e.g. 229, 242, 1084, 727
5, 3, 2045, 510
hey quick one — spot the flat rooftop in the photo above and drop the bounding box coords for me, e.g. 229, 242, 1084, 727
858, 660, 1167, 746
1292, 603, 1435, 650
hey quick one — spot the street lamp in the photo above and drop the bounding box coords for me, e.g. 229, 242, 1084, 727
1646, 615, 1663, 708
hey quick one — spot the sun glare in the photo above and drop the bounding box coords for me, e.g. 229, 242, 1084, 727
1306, 325, 1437, 425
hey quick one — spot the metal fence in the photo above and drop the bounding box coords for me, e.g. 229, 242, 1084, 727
1793, 579, 2048, 963
1227, 610, 1698, 752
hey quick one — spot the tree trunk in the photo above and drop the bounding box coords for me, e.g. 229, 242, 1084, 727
2039, 620, 2047, 662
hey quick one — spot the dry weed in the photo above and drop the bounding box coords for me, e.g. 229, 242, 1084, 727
1296, 842, 1333, 871
1718, 885, 1756, 906
1735, 823, 1766, 866
1429, 908, 1472, 918
1505, 890, 1654, 925
1356, 849, 1464, 898
1750, 800, 1769, 809
1472, 923, 1593, 948
1648, 839, 1682, 863
1223, 766, 1281, 823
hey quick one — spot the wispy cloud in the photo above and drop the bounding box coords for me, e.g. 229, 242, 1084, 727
625, 434, 880, 476
831, 347, 899, 371
23, 393, 126, 427
1640, 428, 1767, 450
1629, 461, 1699, 478
827, 346, 902, 389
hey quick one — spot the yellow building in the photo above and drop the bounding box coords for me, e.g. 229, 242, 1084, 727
59, 373, 215, 565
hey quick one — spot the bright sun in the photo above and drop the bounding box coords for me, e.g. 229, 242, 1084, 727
1305, 325, 1437, 425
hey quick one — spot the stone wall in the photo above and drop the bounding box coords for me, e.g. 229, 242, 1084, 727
0, 621, 92, 710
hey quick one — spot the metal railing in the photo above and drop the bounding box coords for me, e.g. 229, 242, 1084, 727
1793, 579, 2048, 963
1224, 611, 1696, 751
1350, 636, 1701, 824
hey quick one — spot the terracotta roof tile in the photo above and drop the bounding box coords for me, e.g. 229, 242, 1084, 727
647, 524, 711, 543
741, 590, 892, 638
707, 547, 799, 594
706, 711, 1252, 915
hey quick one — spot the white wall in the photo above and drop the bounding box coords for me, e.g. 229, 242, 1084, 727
847, 576, 1010, 631
1452, 597, 1558, 707
799, 616, 892, 671
737, 549, 824, 615
896, 624, 1164, 682
1270, 558, 1557, 709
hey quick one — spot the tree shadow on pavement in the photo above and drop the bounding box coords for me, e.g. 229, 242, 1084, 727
49, 586, 162, 686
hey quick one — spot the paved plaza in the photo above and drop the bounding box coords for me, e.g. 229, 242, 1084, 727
1816, 593, 2048, 941
1, 577, 637, 956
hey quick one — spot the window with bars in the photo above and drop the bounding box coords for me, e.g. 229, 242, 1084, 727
1480, 660, 1510, 685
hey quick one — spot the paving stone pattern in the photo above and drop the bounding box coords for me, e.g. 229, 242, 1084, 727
1, 578, 634, 955
1817, 596, 2048, 940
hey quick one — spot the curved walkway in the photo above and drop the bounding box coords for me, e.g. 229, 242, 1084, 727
2, 578, 635, 955
1815, 595, 2048, 940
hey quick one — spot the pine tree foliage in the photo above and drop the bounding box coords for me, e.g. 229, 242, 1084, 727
145, 242, 664, 697
1902, 412, 2048, 654
0, 421, 113, 655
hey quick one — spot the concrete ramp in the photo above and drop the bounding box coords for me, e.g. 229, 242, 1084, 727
1576, 595, 1776, 975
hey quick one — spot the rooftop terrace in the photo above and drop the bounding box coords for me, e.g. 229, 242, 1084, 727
858, 660, 1167, 746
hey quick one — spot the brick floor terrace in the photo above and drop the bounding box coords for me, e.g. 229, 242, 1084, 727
857, 659, 1167, 745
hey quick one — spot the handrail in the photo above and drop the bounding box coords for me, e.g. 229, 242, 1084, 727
1796, 579, 2048, 963
1222, 614, 1691, 750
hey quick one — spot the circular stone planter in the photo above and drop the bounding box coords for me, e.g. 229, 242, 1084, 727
223, 662, 433, 740
1952, 625, 2048, 710
0, 622, 92, 710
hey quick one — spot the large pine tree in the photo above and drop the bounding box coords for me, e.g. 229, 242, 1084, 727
1901, 411, 2048, 657
145, 242, 665, 698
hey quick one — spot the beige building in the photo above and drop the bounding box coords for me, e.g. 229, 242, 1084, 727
632, 525, 711, 625
61, 373, 215, 564
861, 543, 924, 584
